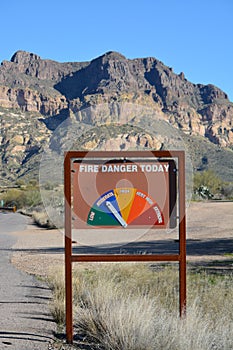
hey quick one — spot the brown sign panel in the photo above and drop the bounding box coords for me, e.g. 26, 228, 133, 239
64, 150, 186, 344
72, 156, 177, 229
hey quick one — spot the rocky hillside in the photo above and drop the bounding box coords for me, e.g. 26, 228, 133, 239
0, 50, 233, 184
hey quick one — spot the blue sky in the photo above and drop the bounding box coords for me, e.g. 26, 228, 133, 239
1, 0, 233, 101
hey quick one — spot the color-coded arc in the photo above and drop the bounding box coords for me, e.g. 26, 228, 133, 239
87, 188, 164, 227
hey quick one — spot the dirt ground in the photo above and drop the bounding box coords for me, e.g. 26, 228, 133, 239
11, 201, 233, 277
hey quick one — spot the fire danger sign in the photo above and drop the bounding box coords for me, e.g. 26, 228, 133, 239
64, 150, 186, 345
72, 154, 177, 229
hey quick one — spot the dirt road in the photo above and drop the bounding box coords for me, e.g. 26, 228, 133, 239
0, 213, 55, 350
11, 201, 233, 278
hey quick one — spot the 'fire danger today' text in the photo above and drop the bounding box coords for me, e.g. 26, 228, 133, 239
79, 163, 169, 173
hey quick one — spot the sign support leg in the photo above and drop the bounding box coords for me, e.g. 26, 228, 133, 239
64, 154, 73, 344
178, 152, 186, 317
65, 236, 73, 343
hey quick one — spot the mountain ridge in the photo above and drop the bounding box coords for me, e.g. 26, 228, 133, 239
0, 50, 232, 146
0, 50, 232, 184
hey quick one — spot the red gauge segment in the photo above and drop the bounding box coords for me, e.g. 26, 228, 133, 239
130, 205, 164, 226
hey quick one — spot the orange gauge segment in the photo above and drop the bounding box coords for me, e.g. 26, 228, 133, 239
127, 190, 154, 224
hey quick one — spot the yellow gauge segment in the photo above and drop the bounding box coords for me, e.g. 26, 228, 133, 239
114, 188, 137, 222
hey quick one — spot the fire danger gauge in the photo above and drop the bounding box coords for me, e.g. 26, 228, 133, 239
87, 188, 164, 227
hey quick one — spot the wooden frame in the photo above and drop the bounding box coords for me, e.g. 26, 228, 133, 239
64, 150, 186, 344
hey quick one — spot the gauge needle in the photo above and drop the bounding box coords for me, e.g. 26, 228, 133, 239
106, 201, 128, 228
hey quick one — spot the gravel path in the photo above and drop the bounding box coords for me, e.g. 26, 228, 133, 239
0, 213, 56, 350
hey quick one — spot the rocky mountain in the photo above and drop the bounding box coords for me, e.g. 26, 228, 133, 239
0, 50, 233, 184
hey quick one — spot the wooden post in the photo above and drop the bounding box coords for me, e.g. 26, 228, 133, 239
178, 151, 186, 316
64, 152, 73, 344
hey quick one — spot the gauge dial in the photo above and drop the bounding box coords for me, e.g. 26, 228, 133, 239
87, 188, 164, 227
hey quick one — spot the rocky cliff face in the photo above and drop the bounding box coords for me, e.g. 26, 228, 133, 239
0, 86, 68, 115
0, 50, 232, 183
0, 50, 232, 147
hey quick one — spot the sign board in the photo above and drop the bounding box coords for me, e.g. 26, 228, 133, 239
64, 150, 186, 344
72, 157, 177, 229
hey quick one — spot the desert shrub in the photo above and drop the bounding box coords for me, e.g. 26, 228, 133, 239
194, 185, 213, 199
2, 187, 42, 209
22, 189, 42, 207
28, 179, 38, 187
15, 179, 26, 187
221, 182, 233, 199
49, 264, 233, 350
43, 181, 55, 190
193, 170, 222, 199
2, 189, 23, 207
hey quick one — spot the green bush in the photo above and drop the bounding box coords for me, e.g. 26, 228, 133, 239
2, 188, 42, 209
221, 182, 233, 199
22, 190, 42, 207
193, 170, 222, 199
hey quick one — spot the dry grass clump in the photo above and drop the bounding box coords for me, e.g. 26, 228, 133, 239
48, 264, 233, 350
48, 268, 66, 324
31, 209, 57, 228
